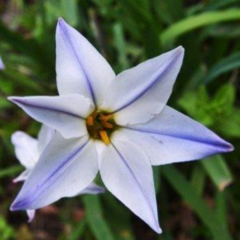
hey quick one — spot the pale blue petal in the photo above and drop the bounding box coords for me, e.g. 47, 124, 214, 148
13, 169, 31, 183
77, 183, 105, 195
0, 56, 5, 70
8, 94, 93, 139
38, 125, 55, 153
100, 133, 161, 233
122, 106, 233, 165
101, 47, 184, 125
11, 131, 39, 169
11, 133, 98, 210
27, 210, 35, 222
56, 18, 115, 105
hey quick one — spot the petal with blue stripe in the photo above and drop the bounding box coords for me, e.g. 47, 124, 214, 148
121, 106, 233, 166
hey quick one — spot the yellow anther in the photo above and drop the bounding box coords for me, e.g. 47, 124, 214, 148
102, 121, 113, 129
99, 130, 110, 145
86, 116, 94, 126
100, 114, 112, 122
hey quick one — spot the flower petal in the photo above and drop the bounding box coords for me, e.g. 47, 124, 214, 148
0, 55, 5, 70
13, 169, 31, 183
38, 125, 55, 153
11, 131, 39, 169
56, 18, 115, 105
101, 47, 184, 125
100, 133, 161, 233
78, 183, 105, 195
27, 210, 35, 222
8, 94, 93, 139
121, 106, 233, 166
10, 133, 98, 210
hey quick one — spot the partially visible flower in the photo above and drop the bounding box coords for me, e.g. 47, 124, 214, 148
9, 19, 233, 233
11, 125, 104, 222
0, 55, 5, 70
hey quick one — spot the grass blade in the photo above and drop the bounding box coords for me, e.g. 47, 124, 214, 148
201, 155, 233, 191
160, 9, 240, 45
204, 52, 240, 84
83, 195, 115, 240
162, 165, 232, 240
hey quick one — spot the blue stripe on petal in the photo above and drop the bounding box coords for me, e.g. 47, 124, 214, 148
125, 126, 233, 153
8, 97, 84, 119
111, 143, 159, 227
58, 18, 96, 105
112, 47, 183, 113
10, 138, 89, 211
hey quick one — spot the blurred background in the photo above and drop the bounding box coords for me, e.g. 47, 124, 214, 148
0, 0, 240, 239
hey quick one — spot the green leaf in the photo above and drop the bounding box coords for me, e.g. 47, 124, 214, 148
160, 9, 240, 45
162, 165, 232, 240
103, 193, 135, 240
204, 0, 240, 11
69, 218, 87, 240
201, 155, 233, 191
218, 109, 240, 138
113, 23, 129, 70
0, 20, 52, 70
156, 0, 184, 24
202, 23, 240, 39
0, 215, 15, 240
0, 166, 22, 179
215, 192, 228, 227
83, 195, 115, 240
213, 84, 235, 108
191, 165, 206, 196
178, 86, 214, 126
204, 52, 240, 84
61, 0, 79, 26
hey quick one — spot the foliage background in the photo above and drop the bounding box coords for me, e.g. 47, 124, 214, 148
0, 0, 240, 239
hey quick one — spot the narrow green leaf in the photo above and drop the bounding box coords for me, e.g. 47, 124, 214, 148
202, 24, 240, 39
162, 165, 232, 240
0, 20, 52, 69
201, 155, 233, 191
191, 165, 206, 196
113, 23, 129, 70
61, 0, 79, 26
160, 10, 240, 45
83, 195, 115, 240
215, 192, 228, 227
103, 193, 135, 240
204, 0, 239, 11
218, 109, 240, 138
0, 166, 22, 179
158, 0, 184, 23
204, 52, 240, 84
70, 218, 87, 240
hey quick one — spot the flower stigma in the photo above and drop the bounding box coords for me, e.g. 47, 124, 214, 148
86, 111, 118, 145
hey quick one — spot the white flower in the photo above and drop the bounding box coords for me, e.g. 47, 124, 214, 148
9, 18, 233, 233
11, 125, 104, 222
0, 55, 5, 70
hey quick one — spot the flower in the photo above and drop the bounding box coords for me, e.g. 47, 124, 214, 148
9, 18, 233, 233
11, 125, 104, 222
0, 55, 5, 70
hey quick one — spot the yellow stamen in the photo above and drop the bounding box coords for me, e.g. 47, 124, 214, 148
99, 130, 110, 145
100, 114, 112, 122
86, 116, 94, 126
101, 121, 113, 129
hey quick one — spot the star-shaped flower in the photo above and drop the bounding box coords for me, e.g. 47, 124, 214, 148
11, 125, 104, 222
9, 18, 233, 233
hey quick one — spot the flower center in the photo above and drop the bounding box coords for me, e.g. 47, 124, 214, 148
86, 110, 118, 145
